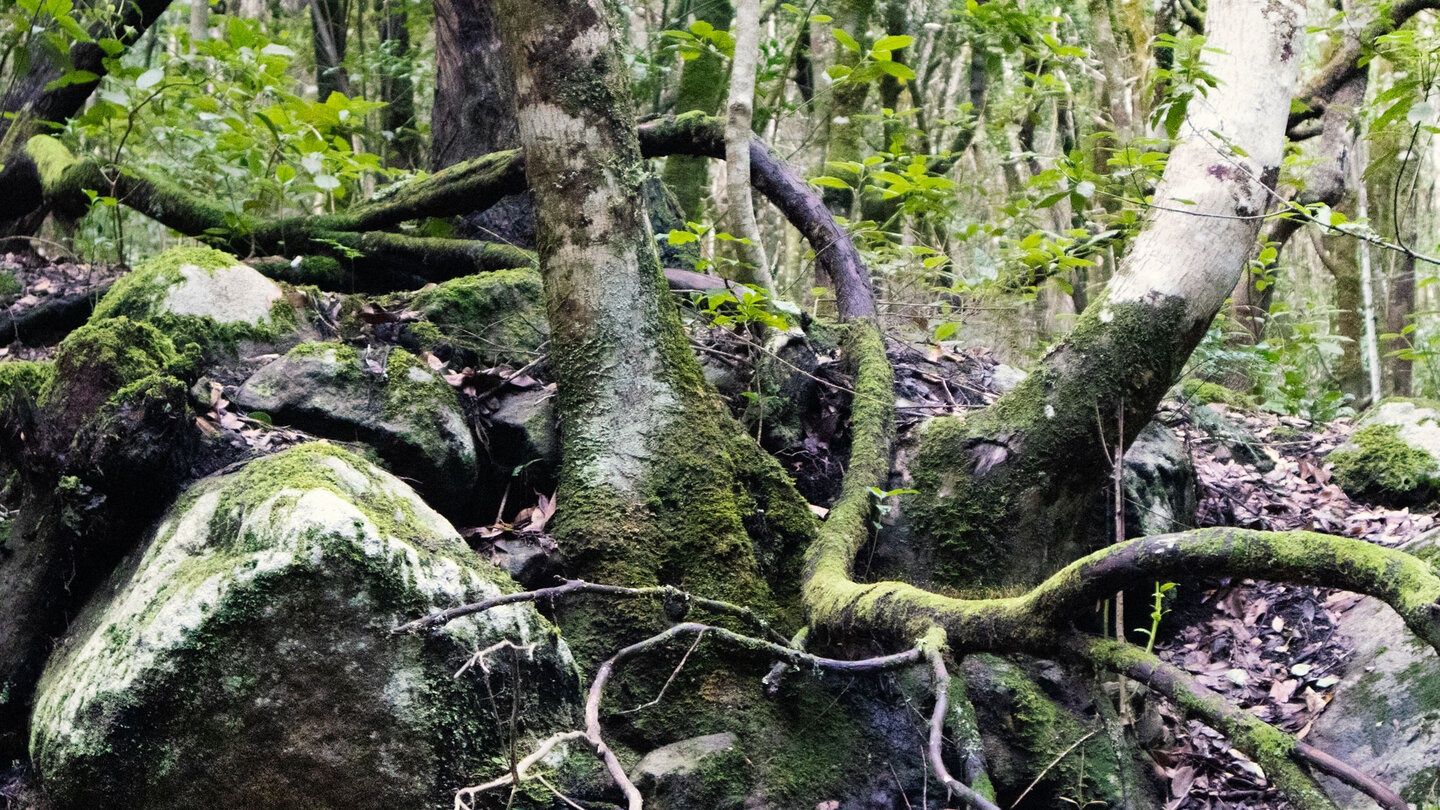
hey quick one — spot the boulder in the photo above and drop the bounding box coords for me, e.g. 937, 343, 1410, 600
90, 246, 301, 351
406, 269, 547, 368
1328, 398, 1440, 507
234, 343, 477, 505
632, 732, 740, 789
1122, 421, 1197, 539
29, 444, 581, 810
1308, 533, 1440, 808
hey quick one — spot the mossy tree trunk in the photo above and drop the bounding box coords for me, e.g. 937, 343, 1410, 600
488, 0, 814, 652
660, 0, 732, 221
908, 0, 1307, 589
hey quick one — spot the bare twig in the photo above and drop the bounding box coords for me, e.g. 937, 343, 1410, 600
394, 579, 792, 647
453, 730, 587, 808
924, 648, 1003, 810
1009, 730, 1097, 809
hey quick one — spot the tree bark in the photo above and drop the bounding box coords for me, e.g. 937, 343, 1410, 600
487, 0, 812, 645
310, 0, 350, 100
907, 0, 1307, 587
660, 0, 732, 220
724, 0, 773, 291
430, 0, 533, 246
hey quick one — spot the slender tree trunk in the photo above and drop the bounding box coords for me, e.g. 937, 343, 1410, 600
821, 0, 876, 216
377, 0, 419, 170
725, 0, 773, 291
1315, 213, 1367, 400
310, 0, 350, 100
189, 0, 209, 50
661, 0, 732, 220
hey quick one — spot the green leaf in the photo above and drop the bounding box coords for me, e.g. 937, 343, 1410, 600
876, 60, 915, 80
667, 229, 699, 245
832, 28, 861, 53
44, 69, 98, 91
872, 35, 914, 51
809, 176, 852, 189
934, 322, 959, 341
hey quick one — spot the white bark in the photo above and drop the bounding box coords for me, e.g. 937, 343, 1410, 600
1106, 0, 1305, 330
725, 0, 774, 293
1355, 137, 1384, 401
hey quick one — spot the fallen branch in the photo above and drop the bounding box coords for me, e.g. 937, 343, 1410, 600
1077, 638, 1408, 810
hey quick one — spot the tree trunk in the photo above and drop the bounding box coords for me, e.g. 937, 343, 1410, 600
488, 0, 812, 654
660, 0, 732, 221
1315, 212, 1367, 401
907, 0, 1307, 588
310, 0, 350, 100
377, 0, 420, 170
724, 0, 773, 291
430, 0, 533, 246
820, 0, 876, 216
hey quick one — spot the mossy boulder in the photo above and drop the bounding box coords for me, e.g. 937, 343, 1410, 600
91, 246, 300, 352
28, 444, 582, 810
406, 269, 547, 367
1328, 398, 1440, 507
1308, 534, 1440, 808
234, 343, 477, 506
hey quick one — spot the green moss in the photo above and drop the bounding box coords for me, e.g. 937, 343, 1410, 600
1179, 378, 1254, 409
40, 317, 178, 419
0, 271, 20, 305
907, 294, 1217, 589
1329, 424, 1440, 507
90, 247, 299, 354
407, 269, 547, 366
25, 135, 78, 188
0, 360, 50, 410
1404, 766, 1440, 807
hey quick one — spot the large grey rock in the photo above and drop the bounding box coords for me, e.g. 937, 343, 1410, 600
235, 342, 477, 505
1309, 533, 1440, 809
28, 444, 581, 810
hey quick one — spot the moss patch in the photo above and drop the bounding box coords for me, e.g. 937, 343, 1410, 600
406, 269, 547, 366
1179, 378, 1254, 409
1329, 424, 1440, 507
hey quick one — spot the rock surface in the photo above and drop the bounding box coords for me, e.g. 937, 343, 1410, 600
632, 732, 739, 787
1328, 398, 1440, 506
29, 444, 580, 810
1123, 421, 1198, 538
1309, 533, 1440, 809
234, 342, 477, 505
91, 246, 293, 341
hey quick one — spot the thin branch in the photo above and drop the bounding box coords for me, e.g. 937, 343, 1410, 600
924, 647, 1003, 810
393, 579, 792, 647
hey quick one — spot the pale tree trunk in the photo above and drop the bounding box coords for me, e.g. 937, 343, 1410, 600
725, 0, 774, 292
189, 0, 209, 50
488, 0, 812, 659
820, 0, 876, 216
908, 0, 1307, 587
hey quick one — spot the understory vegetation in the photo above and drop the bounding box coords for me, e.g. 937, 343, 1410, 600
2, 0, 1440, 809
